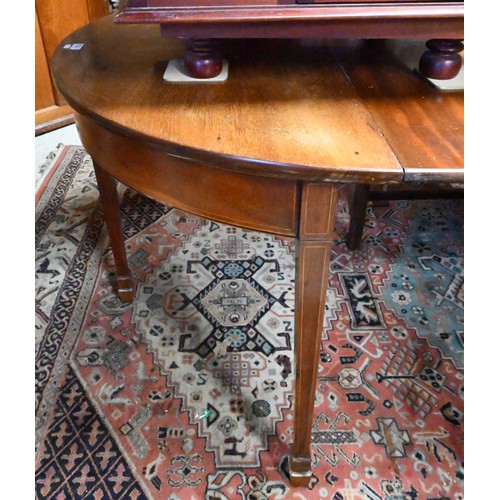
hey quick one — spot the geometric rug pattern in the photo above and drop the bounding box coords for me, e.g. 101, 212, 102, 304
35, 146, 464, 499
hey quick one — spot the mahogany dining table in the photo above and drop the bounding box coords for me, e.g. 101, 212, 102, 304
51, 15, 463, 486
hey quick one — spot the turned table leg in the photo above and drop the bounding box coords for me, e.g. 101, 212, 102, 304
183, 39, 223, 79
419, 39, 464, 80
288, 182, 337, 486
93, 163, 134, 303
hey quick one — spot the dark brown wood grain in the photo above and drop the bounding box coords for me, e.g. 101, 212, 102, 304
52, 16, 402, 184
331, 39, 464, 182
75, 113, 300, 237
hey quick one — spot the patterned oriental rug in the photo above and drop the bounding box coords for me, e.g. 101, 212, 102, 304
35, 146, 464, 499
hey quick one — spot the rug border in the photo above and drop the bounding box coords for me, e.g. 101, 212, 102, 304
35, 144, 73, 205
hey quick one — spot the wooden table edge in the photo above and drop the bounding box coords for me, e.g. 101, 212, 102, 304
58, 96, 405, 184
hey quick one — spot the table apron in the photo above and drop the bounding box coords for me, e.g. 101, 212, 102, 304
76, 113, 300, 238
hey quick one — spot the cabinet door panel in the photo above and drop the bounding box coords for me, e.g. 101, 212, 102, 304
35, 0, 109, 130
35, 8, 54, 111
36, 0, 91, 62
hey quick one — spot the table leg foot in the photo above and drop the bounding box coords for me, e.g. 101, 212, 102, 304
116, 276, 134, 304
93, 162, 134, 304
287, 456, 313, 487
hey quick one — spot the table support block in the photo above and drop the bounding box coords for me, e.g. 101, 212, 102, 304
288, 182, 337, 486
94, 163, 134, 304
347, 183, 370, 250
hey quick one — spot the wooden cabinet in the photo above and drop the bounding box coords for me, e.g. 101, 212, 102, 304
35, 0, 110, 135
116, 0, 464, 79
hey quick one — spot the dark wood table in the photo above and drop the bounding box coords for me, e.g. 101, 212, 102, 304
52, 15, 463, 486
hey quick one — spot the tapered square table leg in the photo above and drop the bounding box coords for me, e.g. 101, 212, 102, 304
288, 182, 337, 486
93, 163, 134, 303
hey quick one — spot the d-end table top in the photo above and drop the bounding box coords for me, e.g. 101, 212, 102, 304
52, 15, 463, 184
